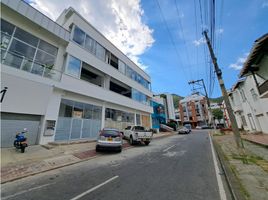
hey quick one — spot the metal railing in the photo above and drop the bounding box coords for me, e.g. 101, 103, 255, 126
1, 50, 62, 81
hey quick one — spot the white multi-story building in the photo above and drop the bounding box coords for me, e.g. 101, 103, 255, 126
1, 0, 153, 147
229, 33, 268, 134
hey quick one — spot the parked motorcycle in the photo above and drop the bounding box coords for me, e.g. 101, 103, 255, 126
14, 128, 28, 153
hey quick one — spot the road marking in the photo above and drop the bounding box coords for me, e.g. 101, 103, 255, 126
209, 133, 227, 200
70, 175, 119, 200
2, 183, 55, 200
163, 144, 176, 152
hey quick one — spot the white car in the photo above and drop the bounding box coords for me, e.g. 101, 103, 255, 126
96, 128, 123, 152
124, 125, 152, 145
178, 127, 191, 134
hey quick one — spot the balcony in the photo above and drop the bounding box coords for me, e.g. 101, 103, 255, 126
259, 80, 268, 98
1, 50, 62, 81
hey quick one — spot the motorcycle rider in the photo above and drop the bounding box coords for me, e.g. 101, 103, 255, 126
14, 128, 27, 146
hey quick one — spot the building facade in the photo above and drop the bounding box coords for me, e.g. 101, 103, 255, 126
151, 96, 166, 132
179, 93, 208, 128
229, 33, 268, 134
1, 0, 153, 147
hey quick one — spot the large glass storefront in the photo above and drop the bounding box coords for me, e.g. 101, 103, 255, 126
55, 99, 102, 141
105, 108, 135, 131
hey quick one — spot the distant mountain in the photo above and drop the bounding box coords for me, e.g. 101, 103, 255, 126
209, 96, 224, 103
172, 94, 183, 109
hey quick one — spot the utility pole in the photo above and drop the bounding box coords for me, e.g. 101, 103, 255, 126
188, 79, 212, 126
203, 30, 244, 149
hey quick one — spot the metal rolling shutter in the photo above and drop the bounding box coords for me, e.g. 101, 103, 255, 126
1, 113, 41, 147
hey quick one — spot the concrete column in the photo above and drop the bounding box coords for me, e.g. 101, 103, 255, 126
104, 75, 111, 90
101, 103, 106, 129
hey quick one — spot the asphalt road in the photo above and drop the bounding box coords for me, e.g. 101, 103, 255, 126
2, 130, 229, 200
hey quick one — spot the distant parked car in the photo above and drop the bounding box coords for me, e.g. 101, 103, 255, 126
201, 125, 212, 129
195, 126, 202, 129
96, 128, 123, 152
178, 127, 191, 134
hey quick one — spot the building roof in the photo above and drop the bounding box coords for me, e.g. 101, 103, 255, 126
1, 0, 70, 42
180, 93, 205, 103
239, 33, 268, 78
233, 78, 245, 90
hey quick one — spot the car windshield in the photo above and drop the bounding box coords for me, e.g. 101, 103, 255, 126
101, 130, 120, 137
134, 126, 145, 131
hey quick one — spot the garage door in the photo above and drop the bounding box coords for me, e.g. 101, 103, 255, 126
1, 113, 41, 148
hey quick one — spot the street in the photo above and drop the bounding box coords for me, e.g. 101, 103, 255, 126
1, 130, 229, 200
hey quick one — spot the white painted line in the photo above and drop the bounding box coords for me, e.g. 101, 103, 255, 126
70, 175, 119, 200
2, 183, 55, 200
209, 133, 227, 200
163, 144, 176, 152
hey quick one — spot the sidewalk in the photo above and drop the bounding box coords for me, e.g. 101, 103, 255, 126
241, 133, 268, 147
1, 132, 175, 184
212, 131, 268, 200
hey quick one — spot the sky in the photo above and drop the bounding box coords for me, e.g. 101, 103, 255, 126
27, 0, 268, 98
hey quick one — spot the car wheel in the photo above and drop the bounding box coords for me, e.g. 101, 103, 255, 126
95, 146, 100, 152
129, 136, 134, 145
144, 141, 150, 146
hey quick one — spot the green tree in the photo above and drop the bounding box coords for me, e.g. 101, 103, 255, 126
212, 108, 223, 120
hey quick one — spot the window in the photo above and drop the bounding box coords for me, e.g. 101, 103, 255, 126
118, 60, 126, 74
240, 89, 246, 102
14, 27, 39, 47
35, 50, 55, 67
95, 43, 105, 61
250, 88, 258, 101
241, 115, 247, 127
66, 55, 81, 78
73, 26, 85, 46
1, 33, 11, 49
9, 39, 36, 59
59, 99, 73, 117
110, 53, 119, 69
136, 114, 141, 125
85, 35, 96, 54
1, 19, 15, 36
38, 40, 58, 56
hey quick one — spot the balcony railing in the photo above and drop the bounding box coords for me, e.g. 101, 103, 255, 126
1, 50, 62, 81
259, 80, 268, 96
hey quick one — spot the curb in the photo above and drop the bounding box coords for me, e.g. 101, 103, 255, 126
212, 138, 247, 200
2, 133, 174, 184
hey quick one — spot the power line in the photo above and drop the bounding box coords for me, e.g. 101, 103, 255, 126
155, 0, 189, 79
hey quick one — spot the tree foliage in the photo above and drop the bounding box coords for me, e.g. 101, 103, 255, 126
212, 108, 223, 120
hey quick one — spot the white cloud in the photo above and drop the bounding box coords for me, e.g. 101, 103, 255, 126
229, 53, 249, 70
192, 37, 206, 46
29, 0, 154, 70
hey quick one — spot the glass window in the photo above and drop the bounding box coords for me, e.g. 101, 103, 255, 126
3, 51, 23, 69
1, 33, 11, 49
73, 102, 84, 118
14, 28, 38, 47
73, 26, 85, 46
118, 60, 126, 74
66, 55, 81, 78
1, 19, 15, 35
95, 42, 105, 61
136, 114, 141, 125
84, 104, 93, 119
35, 50, 55, 67
31, 62, 44, 76
59, 99, 73, 117
9, 39, 36, 59
38, 40, 58, 56
93, 106, 101, 120
85, 35, 96, 54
